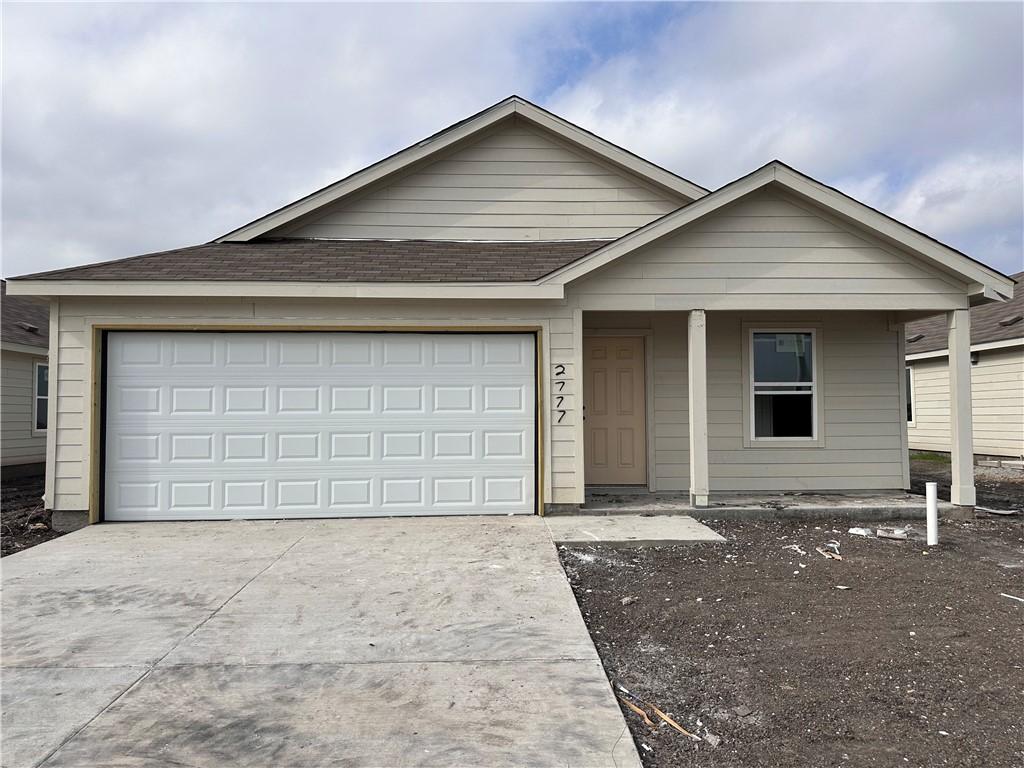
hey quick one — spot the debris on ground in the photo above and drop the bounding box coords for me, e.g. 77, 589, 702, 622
702, 731, 722, 748
620, 696, 656, 727
621, 595, 638, 606
1, 476, 64, 557
616, 683, 702, 741
815, 546, 843, 561
651, 705, 701, 741
848, 527, 873, 537
782, 544, 807, 556
560, 516, 1023, 768
876, 527, 909, 540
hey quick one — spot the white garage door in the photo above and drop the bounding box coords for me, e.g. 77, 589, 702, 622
104, 332, 536, 520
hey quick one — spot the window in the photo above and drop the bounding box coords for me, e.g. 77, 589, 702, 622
905, 366, 915, 424
33, 362, 48, 433
751, 331, 815, 439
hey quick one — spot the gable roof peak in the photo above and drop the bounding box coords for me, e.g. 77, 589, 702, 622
216, 96, 709, 242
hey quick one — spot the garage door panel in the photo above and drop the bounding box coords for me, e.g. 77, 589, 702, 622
105, 332, 535, 520
105, 384, 532, 421
107, 427, 534, 467
105, 470, 533, 520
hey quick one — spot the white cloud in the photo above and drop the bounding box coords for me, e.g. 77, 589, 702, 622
547, 2, 1022, 272
2, 2, 1021, 276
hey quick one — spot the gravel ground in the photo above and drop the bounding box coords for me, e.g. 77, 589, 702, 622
1, 475, 63, 557
910, 455, 1024, 511
560, 517, 1024, 768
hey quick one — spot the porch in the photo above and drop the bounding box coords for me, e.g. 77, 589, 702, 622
578, 487, 955, 520
573, 308, 977, 509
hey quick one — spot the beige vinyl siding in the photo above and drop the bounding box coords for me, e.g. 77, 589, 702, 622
579, 310, 905, 492
277, 118, 682, 241
908, 346, 1024, 458
706, 312, 905, 491
50, 296, 581, 513
1, 349, 47, 466
569, 189, 968, 311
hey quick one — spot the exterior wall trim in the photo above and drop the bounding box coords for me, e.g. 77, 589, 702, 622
1, 342, 47, 356
43, 299, 59, 507
80, 321, 549, 523
906, 337, 1024, 361
8, 281, 565, 300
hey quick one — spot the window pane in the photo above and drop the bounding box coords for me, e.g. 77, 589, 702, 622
36, 398, 48, 431
36, 364, 48, 396
753, 333, 813, 382
754, 394, 813, 438
905, 367, 913, 422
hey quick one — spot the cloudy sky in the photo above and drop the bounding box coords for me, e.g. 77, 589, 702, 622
2, 2, 1022, 277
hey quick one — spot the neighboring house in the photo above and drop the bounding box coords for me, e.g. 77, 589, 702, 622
905, 272, 1023, 460
1, 280, 50, 477
7, 96, 1015, 530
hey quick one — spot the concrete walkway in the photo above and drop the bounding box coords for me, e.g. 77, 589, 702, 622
1, 518, 641, 768
546, 514, 725, 545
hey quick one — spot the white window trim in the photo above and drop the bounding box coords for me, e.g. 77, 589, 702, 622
32, 360, 48, 436
743, 326, 824, 448
905, 365, 916, 427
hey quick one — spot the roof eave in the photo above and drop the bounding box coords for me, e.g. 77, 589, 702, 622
5, 279, 565, 301
0, 340, 48, 355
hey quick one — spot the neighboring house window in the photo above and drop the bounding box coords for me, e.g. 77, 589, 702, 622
34, 362, 48, 433
905, 366, 915, 425
750, 331, 816, 439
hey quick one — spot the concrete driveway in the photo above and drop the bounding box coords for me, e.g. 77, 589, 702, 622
1, 517, 641, 768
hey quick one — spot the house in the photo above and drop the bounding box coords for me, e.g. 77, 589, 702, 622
1, 280, 50, 478
7, 96, 1015, 530
905, 272, 1023, 460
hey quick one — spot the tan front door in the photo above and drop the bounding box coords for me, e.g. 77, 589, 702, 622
584, 336, 647, 485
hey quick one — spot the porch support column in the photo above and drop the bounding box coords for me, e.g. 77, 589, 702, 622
947, 308, 976, 506
688, 310, 710, 507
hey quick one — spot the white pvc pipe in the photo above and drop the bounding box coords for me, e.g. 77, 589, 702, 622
926, 482, 939, 546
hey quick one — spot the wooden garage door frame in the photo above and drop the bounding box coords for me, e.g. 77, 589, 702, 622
91, 325, 544, 522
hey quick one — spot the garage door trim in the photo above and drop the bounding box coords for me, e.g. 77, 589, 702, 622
94, 326, 544, 522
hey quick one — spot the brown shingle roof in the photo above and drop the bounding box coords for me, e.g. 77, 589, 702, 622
905, 271, 1024, 354
10, 239, 612, 283
1, 280, 49, 350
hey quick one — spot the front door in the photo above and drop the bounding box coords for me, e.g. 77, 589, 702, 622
583, 336, 647, 485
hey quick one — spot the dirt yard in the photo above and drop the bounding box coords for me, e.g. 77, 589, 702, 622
910, 453, 1024, 511
1, 475, 63, 557
560, 517, 1024, 768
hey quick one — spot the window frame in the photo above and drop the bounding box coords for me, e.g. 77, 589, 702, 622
905, 365, 916, 427
32, 360, 49, 436
743, 325, 824, 448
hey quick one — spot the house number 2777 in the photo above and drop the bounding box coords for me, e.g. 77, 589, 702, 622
553, 364, 567, 423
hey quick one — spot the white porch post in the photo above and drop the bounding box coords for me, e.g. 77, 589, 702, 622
688, 310, 710, 507
947, 308, 976, 506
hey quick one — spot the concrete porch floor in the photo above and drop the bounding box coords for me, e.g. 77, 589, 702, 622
580, 488, 952, 520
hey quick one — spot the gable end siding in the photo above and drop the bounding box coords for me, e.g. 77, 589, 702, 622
276, 119, 683, 241
567, 189, 969, 310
